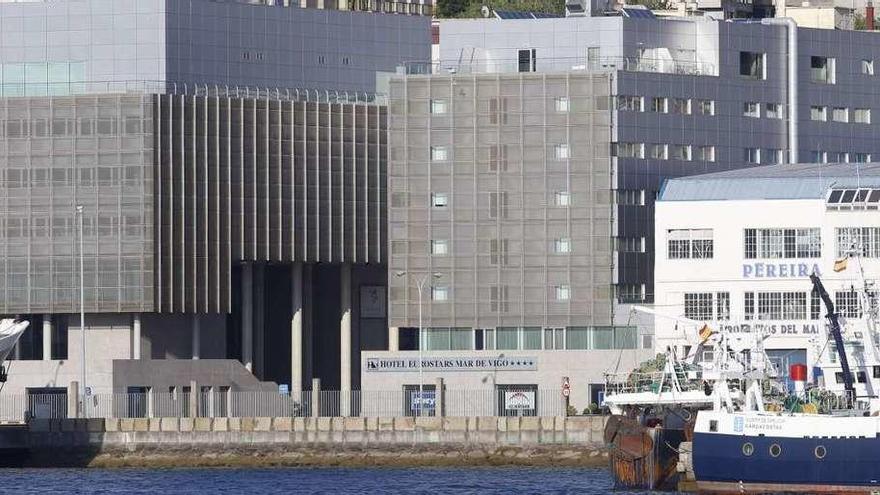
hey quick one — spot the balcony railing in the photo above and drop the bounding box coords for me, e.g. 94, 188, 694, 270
403, 56, 717, 77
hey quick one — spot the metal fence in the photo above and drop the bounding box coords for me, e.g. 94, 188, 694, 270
0, 389, 566, 421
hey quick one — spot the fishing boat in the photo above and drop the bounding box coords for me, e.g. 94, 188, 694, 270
603, 308, 778, 490
691, 257, 880, 493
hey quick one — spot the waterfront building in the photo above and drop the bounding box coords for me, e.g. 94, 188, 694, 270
654, 163, 880, 385
365, 12, 880, 413
0, 0, 429, 410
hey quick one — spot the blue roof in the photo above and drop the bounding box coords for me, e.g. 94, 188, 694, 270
493, 9, 563, 19
658, 163, 880, 202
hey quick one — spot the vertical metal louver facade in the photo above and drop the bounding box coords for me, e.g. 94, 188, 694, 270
154, 91, 387, 314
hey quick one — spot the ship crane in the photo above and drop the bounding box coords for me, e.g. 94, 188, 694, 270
810, 272, 856, 408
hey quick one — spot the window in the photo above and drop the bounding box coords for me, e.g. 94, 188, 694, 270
744, 291, 808, 320
671, 145, 692, 161
554, 238, 571, 254
554, 144, 570, 159
488, 144, 508, 171
809, 150, 828, 164
863, 59, 875, 75
554, 191, 570, 207
489, 191, 508, 219
430, 99, 447, 114
835, 290, 861, 318
432, 286, 449, 302
696, 99, 715, 116
650, 97, 668, 113
616, 142, 645, 159
617, 95, 644, 112
765, 103, 784, 119
431, 193, 448, 208
697, 146, 715, 162
855, 108, 872, 124
684, 293, 714, 320
739, 51, 766, 79
650, 144, 668, 160
424, 328, 472, 351
555, 97, 569, 112
811, 290, 822, 320
853, 152, 871, 163
716, 292, 731, 320
762, 149, 782, 165
745, 148, 760, 164
743, 228, 821, 259
518, 48, 536, 72
810, 56, 835, 84
832, 107, 849, 123
490, 238, 509, 266
616, 285, 644, 303
810, 106, 828, 122
555, 285, 571, 301
668, 229, 713, 259
490, 285, 509, 313
430, 146, 447, 161
743, 102, 760, 118
671, 98, 691, 115
616, 189, 645, 206
615, 237, 644, 253
837, 227, 880, 258
431, 240, 448, 256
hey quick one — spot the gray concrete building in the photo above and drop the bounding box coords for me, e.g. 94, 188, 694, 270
0, 0, 429, 411
368, 13, 880, 411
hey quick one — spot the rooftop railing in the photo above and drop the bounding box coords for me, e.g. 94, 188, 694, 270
404, 56, 717, 77
0, 81, 385, 104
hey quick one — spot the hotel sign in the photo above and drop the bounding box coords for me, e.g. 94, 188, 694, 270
742, 262, 821, 279
365, 356, 537, 372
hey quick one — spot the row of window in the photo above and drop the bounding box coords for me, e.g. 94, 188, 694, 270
428, 96, 573, 116
616, 142, 715, 162
810, 106, 871, 124
423, 284, 574, 302
742, 102, 784, 119
683, 290, 865, 321
0, 117, 144, 138
617, 96, 715, 116
413, 325, 644, 351
744, 147, 784, 165
431, 143, 571, 162
670, 227, 880, 260
808, 151, 872, 164
392, 190, 571, 210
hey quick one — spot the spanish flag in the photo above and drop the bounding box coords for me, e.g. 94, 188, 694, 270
834, 257, 848, 273
698, 324, 714, 343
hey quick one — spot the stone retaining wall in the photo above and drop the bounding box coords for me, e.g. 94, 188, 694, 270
27, 416, 607, 448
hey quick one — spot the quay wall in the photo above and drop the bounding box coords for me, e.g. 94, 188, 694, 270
20, 416, 610, 467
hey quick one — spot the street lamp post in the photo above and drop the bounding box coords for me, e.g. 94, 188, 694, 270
396, 271, 441, 417
76, 205, 86, 417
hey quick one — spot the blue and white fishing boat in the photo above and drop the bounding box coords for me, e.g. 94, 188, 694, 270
691, 259, 880, 493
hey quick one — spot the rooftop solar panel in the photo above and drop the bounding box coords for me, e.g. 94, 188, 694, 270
494, 9, 563, 19
622, 7, 657, 18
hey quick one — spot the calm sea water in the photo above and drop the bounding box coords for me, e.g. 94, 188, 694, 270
2, 467, 662, 494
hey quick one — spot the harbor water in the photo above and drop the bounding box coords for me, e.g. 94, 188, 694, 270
4, 466, 663, 494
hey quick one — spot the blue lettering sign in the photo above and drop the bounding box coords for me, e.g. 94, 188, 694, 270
742, 262, 822, 279
743, 265, 753, 278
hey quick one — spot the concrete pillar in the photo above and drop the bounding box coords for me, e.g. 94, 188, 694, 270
42, 315, 52, 360
291, 263, 303, 398
242, 263, 253, 372
340, 264, 352, 416
303, 264, 314, 386
192, 314, 201, 360
132, 313, 141, 360
189, 380, 199, 418
68, 381, 79, 418
388, 326, 399, 351
254, 264, 265, 379
147, 388, 155, 418
311, 378, 321, 418
435, 377, 445, 417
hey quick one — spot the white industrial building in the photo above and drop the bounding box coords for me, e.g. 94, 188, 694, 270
653, 163, 880, 384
